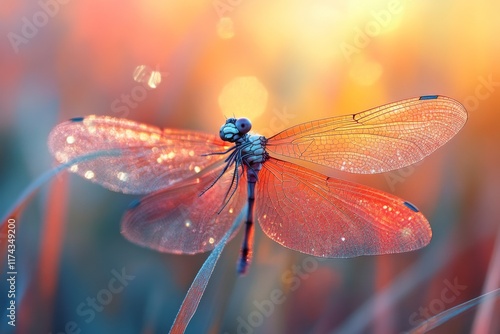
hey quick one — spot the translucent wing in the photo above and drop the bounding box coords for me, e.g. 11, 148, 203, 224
121, 160, 247, 254
169, 205, 247, 334
266, 95, 467, 174
48, 115, 229, 194
256, 158, 431, 257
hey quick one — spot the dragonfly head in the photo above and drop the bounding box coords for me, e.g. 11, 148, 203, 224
219, 117, 252, 142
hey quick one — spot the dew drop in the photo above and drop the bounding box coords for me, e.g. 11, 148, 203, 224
401, 227, 412, 237
139, 132, 149, 141
55, 152, 68, 163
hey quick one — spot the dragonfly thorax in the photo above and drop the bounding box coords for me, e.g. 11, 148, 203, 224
240, 134, 268, 165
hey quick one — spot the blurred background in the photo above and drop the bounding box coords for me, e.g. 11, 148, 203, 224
1, 0, 499, 333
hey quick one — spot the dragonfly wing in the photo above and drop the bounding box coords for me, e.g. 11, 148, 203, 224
122, 160, 247, 254
266, 95, 467, 174
48, 115, 229, 194
256, 158, 431, 257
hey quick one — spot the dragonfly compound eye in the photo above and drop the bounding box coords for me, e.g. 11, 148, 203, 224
235, 118, 252, 134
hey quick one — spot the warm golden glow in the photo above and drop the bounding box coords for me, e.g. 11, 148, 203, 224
218, 76, 268, 118
217, 17, 235, 39
5, 1, 499, 331
349, 57, 383, 86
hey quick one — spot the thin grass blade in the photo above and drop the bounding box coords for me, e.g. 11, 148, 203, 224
406, 288, 500, 334
169, 205, 247, 334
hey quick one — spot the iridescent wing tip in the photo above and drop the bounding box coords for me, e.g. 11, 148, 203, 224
419, 95, 439, 100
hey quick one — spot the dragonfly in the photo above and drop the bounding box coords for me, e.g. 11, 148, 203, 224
48, 95, 467, 276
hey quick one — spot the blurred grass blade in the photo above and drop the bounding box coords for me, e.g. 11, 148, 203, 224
169, 205, 246, 334
1, 149, 122, 225
406, 288, 500, 333
472, 226, 500, 333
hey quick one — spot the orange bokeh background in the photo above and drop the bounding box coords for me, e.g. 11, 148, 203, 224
1, 1, 499, 333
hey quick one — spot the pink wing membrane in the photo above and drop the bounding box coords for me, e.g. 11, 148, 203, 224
47, 116, 229, 194
122, 161, 247, 254
266, 96, 467, 174
256, 159, 431, 257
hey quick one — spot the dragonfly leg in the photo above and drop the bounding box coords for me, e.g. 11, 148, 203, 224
199, 153, 236, 197
217, 162, 242, 214
201, 146, 236, 157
